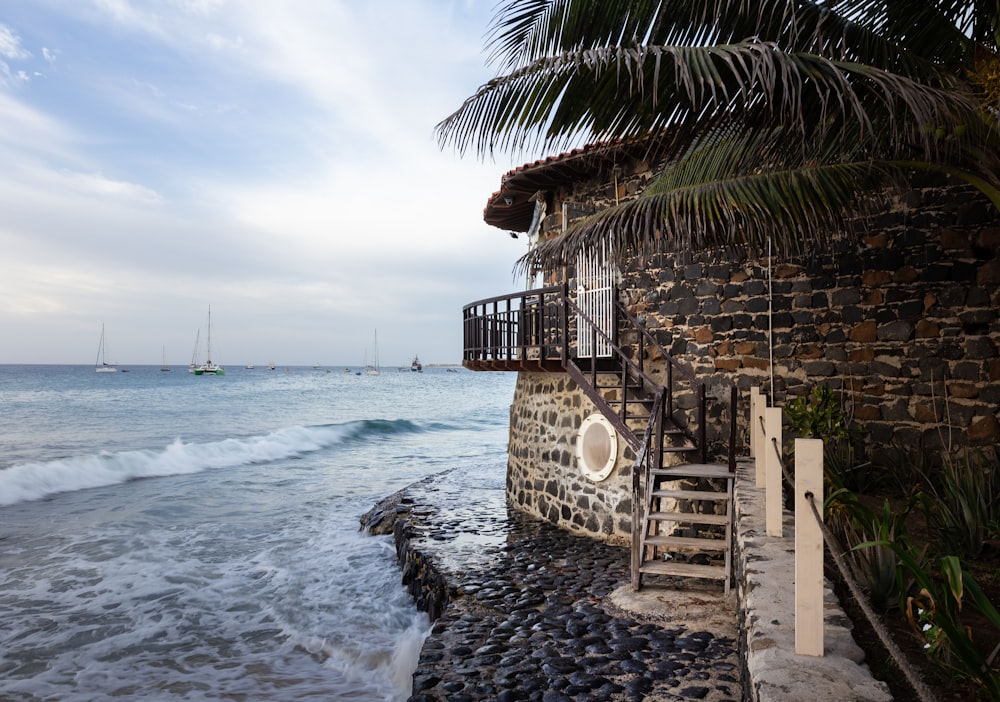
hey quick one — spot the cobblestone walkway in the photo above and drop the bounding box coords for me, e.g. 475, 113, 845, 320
386, 465, 742, 702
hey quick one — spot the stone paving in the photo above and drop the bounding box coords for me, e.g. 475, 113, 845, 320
364, 464, 742, 702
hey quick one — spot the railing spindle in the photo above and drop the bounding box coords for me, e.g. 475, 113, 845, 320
699, 382, 707, 464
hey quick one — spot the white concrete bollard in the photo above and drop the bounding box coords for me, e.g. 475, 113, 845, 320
795, 438, 825, 656
764, 407, 783, 537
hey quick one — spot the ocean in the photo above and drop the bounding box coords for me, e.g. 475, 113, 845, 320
0, 364, 516, 701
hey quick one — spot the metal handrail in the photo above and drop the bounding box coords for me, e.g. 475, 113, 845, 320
462, 285, 562, 311
631, 388, 665, 589
462, 286, 564, 364
462, 283, 713, 459
614, 298, 699, 386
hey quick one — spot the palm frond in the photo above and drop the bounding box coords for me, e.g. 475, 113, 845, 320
436, 39, 983, 162
446, 1, 1000, 266
522, 130, 911, 266
484, 0, 988, 78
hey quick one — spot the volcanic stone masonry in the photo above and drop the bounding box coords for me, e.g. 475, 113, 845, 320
506, 372, 636, 544
616, 178, 1000, 457
505, 174, 999, 544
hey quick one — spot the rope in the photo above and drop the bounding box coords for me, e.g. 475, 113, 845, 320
771, 436, 795, 487
755, 410, 936, 701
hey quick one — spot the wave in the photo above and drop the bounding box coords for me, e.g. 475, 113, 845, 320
0, 419, 422, 507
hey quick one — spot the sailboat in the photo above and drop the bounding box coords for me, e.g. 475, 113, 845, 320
189, 329, 201, 373
95, 324, 117, 373
160, 345, 171, 371
192, 306, 224, 375
365, 330, 380, 375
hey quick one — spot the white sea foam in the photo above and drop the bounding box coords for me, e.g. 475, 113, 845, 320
0, 423, 361, 506
0, 366, 515, 700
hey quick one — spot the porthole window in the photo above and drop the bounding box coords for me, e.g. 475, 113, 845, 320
576, 413, 618, 482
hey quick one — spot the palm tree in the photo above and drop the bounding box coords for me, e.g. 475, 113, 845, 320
437, 0, 1000, 267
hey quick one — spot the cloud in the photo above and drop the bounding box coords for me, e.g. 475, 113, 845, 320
0, 2, 527, 364
0, 23, 31, 60
62, 170, 164, 204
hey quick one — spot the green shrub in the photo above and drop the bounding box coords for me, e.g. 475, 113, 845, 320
829, 490, 910, 611
892, 549, 1000, 698
785, 383, 873, 491
916, 449, 1000, 561
785, 383, 855, 442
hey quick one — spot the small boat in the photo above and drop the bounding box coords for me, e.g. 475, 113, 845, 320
189, 329, 200, 373
161, 346, 171, 371
411, 355, 422, 372
95, 324, 117, 373
267, 361, 276, 370
365, 330, 380, 375
245, 363, 254, 369
192, 306, 224, 376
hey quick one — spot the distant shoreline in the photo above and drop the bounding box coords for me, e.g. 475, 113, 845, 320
0, 362, 466, 368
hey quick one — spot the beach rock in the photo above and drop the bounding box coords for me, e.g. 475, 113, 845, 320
358, 491, 413, 534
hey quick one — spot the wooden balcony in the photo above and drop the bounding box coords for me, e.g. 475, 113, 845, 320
462, 286, 566, 372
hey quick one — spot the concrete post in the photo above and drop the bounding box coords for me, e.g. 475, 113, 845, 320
795, 438, 825, 656
751, 387, 766, 487
764, 407, 783, 538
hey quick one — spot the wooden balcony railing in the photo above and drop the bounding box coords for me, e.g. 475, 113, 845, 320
462, 285, 565, 371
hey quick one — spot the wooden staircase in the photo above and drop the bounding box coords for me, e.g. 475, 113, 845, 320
563, 294, 738, 595
460, 283, 738, 593
636, 461, 735, 594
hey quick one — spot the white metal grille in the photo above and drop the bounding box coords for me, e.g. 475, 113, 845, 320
576, 242, 616, 358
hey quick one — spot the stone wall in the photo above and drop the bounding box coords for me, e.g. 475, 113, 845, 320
534, 167, 999, 457
504, 162, 997, 535
616, 181, 1000, 458
507, 372, 637, 544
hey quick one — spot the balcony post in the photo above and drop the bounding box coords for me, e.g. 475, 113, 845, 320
561, 282, 570, 367
698, 382, 707, 464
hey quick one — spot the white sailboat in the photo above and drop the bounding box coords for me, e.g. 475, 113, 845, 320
189, 329, 201, 373
161, 345, 171, 371
193, 306, 224, 375
365, 330, 380, 375
95, 324, 117, 373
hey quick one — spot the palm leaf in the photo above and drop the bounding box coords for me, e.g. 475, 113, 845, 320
523, 131, 899, 267
437, 40, 982, 162
442, 0, 999, 264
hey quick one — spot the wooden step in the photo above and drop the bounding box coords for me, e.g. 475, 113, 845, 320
660, 445, 697, 453
647, 511, 729, 525
652, 488, 730, 501
637, 560, 728, 580
599, 390, 652, 400
643, 535, 728, 550
653, 463, 733, 480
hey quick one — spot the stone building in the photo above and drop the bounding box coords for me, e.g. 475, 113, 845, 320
462, 142, 1000, 549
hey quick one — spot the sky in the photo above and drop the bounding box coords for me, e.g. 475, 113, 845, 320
0, 0, 529, 366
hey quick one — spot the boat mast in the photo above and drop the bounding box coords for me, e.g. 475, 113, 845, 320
205, 306, 213, 365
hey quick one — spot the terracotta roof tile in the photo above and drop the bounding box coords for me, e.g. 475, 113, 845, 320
482, 140, 658, 232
